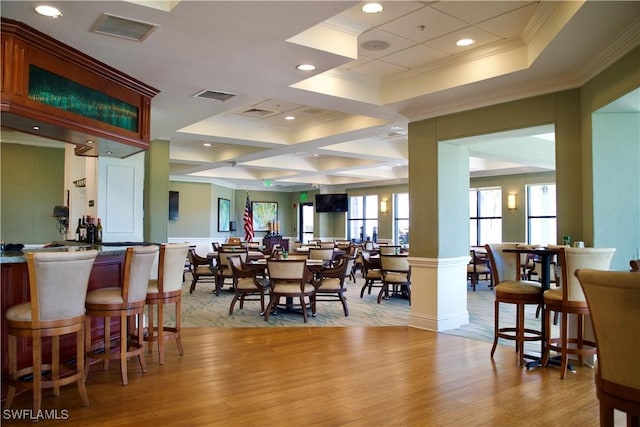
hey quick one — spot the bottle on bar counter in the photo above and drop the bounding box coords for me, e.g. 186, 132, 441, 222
96, 218, 103, 243
87, 217, 96, 244
79, 216, 87, 242
75, 218, 82, 241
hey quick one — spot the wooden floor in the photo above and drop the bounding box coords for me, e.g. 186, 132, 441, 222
2, 326, 620, 426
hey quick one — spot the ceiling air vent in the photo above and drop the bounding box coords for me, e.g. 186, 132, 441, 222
239, 108, 279, 118
91, 13, 158, 42
193, 90, 237, 102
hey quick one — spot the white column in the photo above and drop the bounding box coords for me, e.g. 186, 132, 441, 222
408, 255, 469, 331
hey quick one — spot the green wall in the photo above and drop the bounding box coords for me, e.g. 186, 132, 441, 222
0, 143, 65, 244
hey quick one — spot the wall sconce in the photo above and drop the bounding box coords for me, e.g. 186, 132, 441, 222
380, 199, 388, 214
507, 194, 517, 210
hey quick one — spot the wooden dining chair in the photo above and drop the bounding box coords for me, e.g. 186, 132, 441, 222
379, 254, 411, 304
215, 249, 248, 294
308, 247, 334, 267
360, 252, 383, 298
228, 255, 270, 315
631, 259, 640, 272
576, 269, 640, 426
145, 243, 190, 365
85, 245, 158, 385
265, 260, 316, 323
313, 256, 350, 316
187, 247, 216, 294
4, 250, 98, 414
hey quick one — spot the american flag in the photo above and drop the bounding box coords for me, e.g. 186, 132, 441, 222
243, 194, 254, 242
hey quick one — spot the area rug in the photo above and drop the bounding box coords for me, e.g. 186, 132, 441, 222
174, 275, 551, 353
179, 275, 410, 327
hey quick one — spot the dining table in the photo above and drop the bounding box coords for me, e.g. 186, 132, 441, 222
502, 246, 562, 370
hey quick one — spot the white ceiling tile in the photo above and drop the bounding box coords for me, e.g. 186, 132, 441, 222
431, 1, 535, 24
382, 44, 449, 69
424, 27, 503, 55
379, 6, 468, 43
475, 3, 538, 38
339, 1, 427, 28
350, 59, 407, 78
358, 28, 416, 59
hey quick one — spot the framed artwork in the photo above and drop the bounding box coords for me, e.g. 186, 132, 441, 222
218, 198, 230, 232
252, 201, 278, 231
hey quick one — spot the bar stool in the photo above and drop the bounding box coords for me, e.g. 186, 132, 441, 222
542, 247, 615, 378
85, 245, 158, 385
485, 243, 543, 365
4, 250, 98, 413
145, 243, 190, 364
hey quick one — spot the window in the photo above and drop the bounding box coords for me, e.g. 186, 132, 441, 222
527, 184, 556, 245
469, 187, 502, 246
393, 193, 409, 246
348, 195, 378, 242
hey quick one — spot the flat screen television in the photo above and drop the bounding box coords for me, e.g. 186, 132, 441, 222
169, 191, 179, 220
315, 193, 348, 213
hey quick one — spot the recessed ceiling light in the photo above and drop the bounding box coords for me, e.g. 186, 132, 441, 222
106, 151, 113, 155
34, 5, 63, 18
296, 64, 316, 71
86, 140, 94, 144
203, 143, 212, 147
284, 116, 295, 121
32, 125, 40, 130
362, 3, 383, 14
312, 154, 319, 157
456, 38, 475, 47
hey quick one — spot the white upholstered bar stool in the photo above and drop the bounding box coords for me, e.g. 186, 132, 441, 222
542, 247, 615, 378
85, 245, 158, 385
485, 243, 543, 365
4, 250, 98, 413
145, 243, 190, 365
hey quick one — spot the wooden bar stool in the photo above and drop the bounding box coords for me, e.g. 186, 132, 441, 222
542, 247, 615, 378
85, 245, 158, 385
4, 250, 98, 413
145, 243, 190, 364
485, 243, 543, 365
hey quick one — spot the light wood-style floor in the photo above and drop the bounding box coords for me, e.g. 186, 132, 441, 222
2, 326, 618, 426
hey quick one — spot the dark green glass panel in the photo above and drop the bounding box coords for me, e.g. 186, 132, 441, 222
28, 65, 139, 132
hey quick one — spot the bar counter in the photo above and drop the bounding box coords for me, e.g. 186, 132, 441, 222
1, 241, 157, 399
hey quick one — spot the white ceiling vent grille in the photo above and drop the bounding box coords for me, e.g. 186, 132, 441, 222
91, 13, 158, 42
193, 90, 237, 102
239, 108, 279, 118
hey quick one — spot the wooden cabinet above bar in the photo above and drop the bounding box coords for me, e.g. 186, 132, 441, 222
1, 18, 159, 158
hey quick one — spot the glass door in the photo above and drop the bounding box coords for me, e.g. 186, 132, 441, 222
299, 203, 314, 243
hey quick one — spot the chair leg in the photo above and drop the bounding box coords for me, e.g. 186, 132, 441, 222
120, 313, 129, 386
33, 331, 42, 414
517, 303, 526, 365
76, 327, 89, 406
157, 301, 165, 365
103, 316, 111, 371
560, 311, 569, 379
490, 301, 499, 358
135, 313, 147, 374
229, 294, 240, 315
147, 303, 155, 354
542, 306, 552, 367
300, 296, 308, 323
5, 335, 17, 408
175, 300, 184, 356
339, 292, 349, 316
52, 335, 60, 396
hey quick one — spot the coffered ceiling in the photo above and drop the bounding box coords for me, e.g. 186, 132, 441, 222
1, 1, 639, 191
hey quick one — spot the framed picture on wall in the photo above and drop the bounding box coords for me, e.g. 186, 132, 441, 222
252, 201, 278, 231
218, 198, 230, 232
